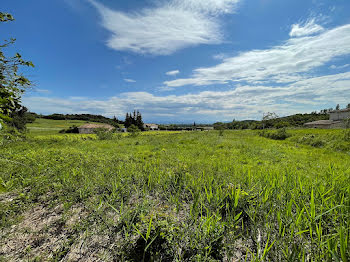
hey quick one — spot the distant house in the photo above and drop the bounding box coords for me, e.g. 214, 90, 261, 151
143, 123, 159, 131
194, 126, 214, 131
304, 120, 342, 129
304, 108, 349, 129
78, 123, 115, 134
329, 108, 350, 121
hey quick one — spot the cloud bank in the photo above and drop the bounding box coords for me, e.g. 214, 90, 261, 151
90, 0, 240, 55
24, 71, 350, 122
165, 23, 350, 87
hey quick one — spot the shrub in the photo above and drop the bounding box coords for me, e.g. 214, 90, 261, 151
0, 122, 25, 145
94, 128, 114, 140
344, 130, 350, 142
128, 124, 141, 137
259, 128, 290, 140
59, 125, 79, 134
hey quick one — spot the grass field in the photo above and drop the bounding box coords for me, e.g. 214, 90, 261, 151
0, 128, 349, 261
26, 118, 102, 136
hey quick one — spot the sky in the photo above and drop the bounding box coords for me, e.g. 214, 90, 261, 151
1, 0, 350, 123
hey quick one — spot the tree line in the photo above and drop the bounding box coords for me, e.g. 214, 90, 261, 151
213, 111, 330, 130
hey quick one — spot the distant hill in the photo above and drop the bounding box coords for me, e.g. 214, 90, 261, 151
30, 113, 123, 126
214, 112, 330, 130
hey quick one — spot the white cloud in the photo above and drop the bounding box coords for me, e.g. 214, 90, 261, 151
166, 70, 180, 76
24, 72, 350, 122
165, 23, 350, 87
34, 89, 51, 94
289, 19, 324, 37
89, 0, 240, 55
69, 96, 88, 100
124, 78, 136, 83
330, 64, 350, 69
157, 86, 175, 92
212, 53, 227, 60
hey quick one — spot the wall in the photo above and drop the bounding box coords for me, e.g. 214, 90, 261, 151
330, 111, 350, 121
78, 128, 94, 134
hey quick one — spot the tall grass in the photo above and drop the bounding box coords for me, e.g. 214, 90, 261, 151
0, 130, 349, 261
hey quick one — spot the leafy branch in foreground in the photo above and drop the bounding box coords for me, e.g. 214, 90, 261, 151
0, 12, 34, 128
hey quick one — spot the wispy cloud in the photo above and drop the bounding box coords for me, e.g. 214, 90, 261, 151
330, 64, 350, 69
156, 86, 175, 92
165, 23, 350, 87
89, 0, 240, 55
68, 96, 89, 100
166, 70, 180, 76
24, 72, 350, 122
34, 89, 51, 94
289, 19, 324, 37
124, 78, 136, 83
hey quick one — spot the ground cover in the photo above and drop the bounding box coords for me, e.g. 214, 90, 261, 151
0, 130, 349, 261
26, 119, 102, 137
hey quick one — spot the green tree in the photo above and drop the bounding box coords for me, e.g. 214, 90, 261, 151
262, 112, 279, 129
0, 12, 34, 128
136, 110, 144, 131
335, 104, 340, 111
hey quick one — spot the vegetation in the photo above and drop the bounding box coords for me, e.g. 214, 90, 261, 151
0, 129, 349, 261
125, 110, 144, 130
94, 127, 115, 140
259, 128, 290, 140
214, 112, 330, 130
40, 113, 123, 127
26, 118, 102, 137
0, 12, 34, 132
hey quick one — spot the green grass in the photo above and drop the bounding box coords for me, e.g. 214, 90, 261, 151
26, 118, 101, 136
0, 129, 349, 261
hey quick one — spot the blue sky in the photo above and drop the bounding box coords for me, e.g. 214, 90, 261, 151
2, 0, 350, 123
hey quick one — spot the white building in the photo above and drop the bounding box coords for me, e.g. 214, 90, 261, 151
143, 123, 159, 130
304, 108, 349, 129
78, 123, 115, 134
330, 108, 350, 121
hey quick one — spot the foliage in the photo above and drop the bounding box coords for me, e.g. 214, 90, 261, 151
127, 124, 141, 137
42, 113, 122, 127
288, 129, 350, 152
94, 128, 114, 140
259, 127, 290, 140
125, 110, 144, 130
9, 106, 36, 131
214, 111, 330, 130
0, 130, 349, 261
0, 12, 34, 125
0, 122, 25, 145
59, 125, 79, 134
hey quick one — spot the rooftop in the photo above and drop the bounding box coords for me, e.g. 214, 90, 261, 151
78, 123, 115, 129
304, 120, 341, 125
329, 108, 350, 113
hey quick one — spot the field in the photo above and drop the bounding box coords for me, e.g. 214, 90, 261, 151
26, 118, 103, 136
0, 126, 349, 261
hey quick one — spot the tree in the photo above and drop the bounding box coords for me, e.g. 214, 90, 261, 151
347, 104, 350, 109
336, 104, 340, 110
262, 112, 279, 129
0, 12, 34, 128
136, 110, 144, 131
124, 110, 144, 130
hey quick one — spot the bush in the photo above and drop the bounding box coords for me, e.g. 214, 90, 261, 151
127, 124, 141, 137
344, 130, 350, 142
94, 128, 114, 140
259, 128, 290, 140
59, 125, 79, 134
0, 122, 25, 145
